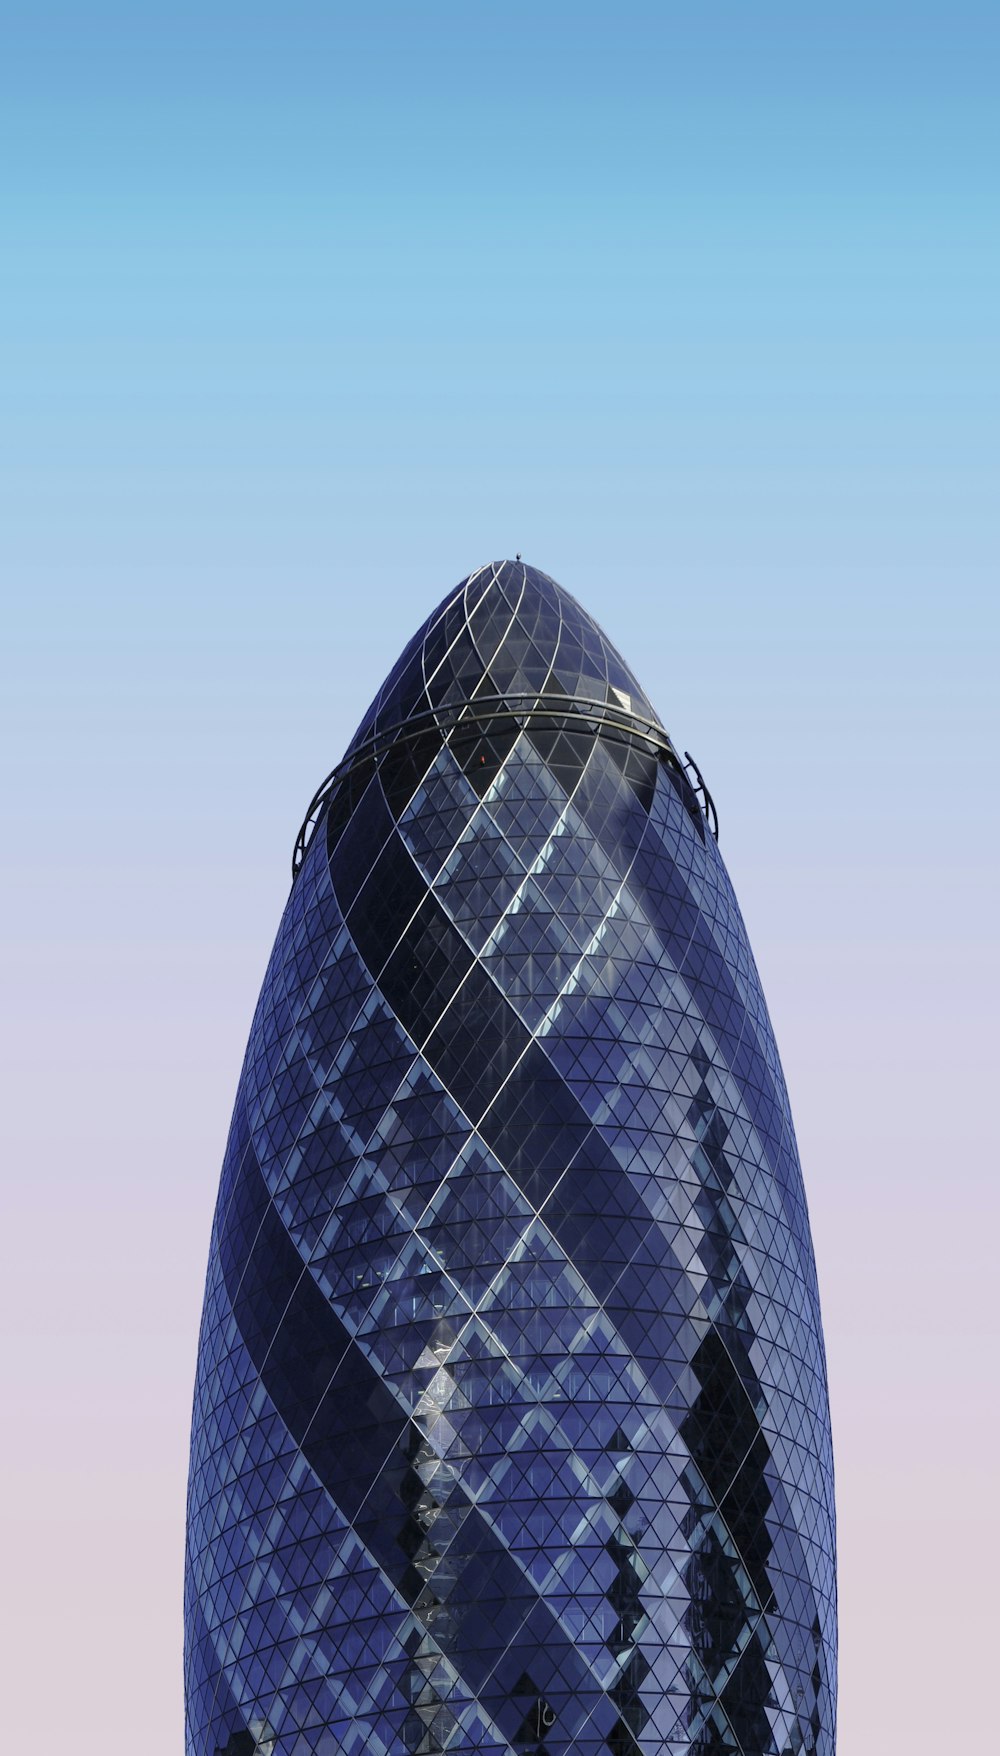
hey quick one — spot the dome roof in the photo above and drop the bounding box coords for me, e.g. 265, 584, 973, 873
348, 559, 663, 756
293, 560, 700, 878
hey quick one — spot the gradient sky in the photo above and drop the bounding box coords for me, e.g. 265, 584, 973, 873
2, 5, 997, 1752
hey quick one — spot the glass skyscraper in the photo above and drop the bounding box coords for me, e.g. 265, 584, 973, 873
185, 561, 836, 1756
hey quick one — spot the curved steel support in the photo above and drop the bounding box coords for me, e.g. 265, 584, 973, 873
291, 694, 719, 879
683, 750, 720, 842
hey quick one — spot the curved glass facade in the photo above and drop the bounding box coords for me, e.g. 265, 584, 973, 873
185, 561, 836, 1756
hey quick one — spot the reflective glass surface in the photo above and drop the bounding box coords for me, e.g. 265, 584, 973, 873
185, 562, 836, 1756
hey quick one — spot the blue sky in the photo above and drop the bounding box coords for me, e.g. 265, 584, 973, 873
6, 4, 996, 865
1, 5, 997, 1752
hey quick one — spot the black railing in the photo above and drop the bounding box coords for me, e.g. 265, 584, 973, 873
292, 693, 718, 878
683, 750, 719, 842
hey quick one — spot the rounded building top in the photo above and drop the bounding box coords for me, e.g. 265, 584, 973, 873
348, 559, 663, 756
293, 560, 715, 877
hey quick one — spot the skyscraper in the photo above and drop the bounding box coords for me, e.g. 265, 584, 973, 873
185, 561, 836, 1756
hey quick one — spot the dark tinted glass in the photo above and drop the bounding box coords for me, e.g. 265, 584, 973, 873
186, 562, 835, 1756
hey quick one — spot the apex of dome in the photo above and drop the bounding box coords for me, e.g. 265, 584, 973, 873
349, 559, 662, 756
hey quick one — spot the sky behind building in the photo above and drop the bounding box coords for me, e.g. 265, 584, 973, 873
1, 5, 997, 1753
